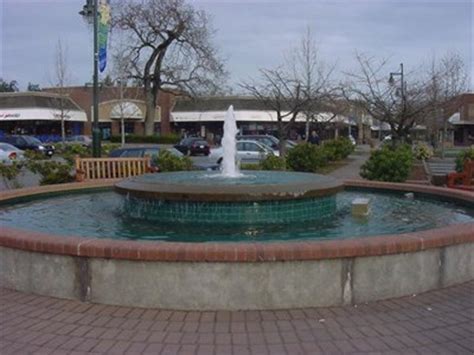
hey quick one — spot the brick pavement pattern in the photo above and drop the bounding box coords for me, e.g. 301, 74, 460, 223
1, 282, 473, 354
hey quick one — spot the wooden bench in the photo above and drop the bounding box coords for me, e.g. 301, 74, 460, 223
447, 158, 474, 191
75, 157, 151, 182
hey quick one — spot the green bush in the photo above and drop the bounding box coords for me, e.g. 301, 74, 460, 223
152, 150, 193, 172
0, 162, 22, 189
23, 150, 46, 161
27, 160, 74, 185
322, 138, 355, 161
110, 133, 181, 144
259, 155, 286, 171
54, 143, 92, 164
455, 147, 474, 172
240, 163, 261, 170
413, 142, 433, 161
286, 143, 329, 172
101, 143, 121, 157
360, 144, 414, 182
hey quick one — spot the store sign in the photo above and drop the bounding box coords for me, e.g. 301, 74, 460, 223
0, 112, 21, 119
53, 113, 72, 120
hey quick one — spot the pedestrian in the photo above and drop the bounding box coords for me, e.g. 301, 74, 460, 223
308, 130, 320, 145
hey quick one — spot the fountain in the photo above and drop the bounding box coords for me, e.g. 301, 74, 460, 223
0, 105, 473, 310
220, 105, 240, 178
114, 106, 344, 225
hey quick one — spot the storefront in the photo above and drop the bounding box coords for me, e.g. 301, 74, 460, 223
0, 92, 87, 141
97, 99, 160, 139
171, 97, 356, 143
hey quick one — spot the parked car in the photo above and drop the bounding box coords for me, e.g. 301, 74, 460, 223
236, 135, 295, 154
0, 143, 25, 165
213, 140, 274, 164
174, 137, 210, 156
0, 135, 54, 157
109, 146, 218, 171
65, 135, 92, 147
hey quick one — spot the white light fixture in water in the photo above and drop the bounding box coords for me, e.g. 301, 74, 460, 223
352, 198, 370, 217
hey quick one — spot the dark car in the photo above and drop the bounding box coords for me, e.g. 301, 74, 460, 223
0, 135, 55, 157
174, 137, 210, 156
109, 146, 218, 171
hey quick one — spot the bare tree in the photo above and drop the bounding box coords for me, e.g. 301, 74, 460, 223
112, 0, 227, 135
241, 68, 308, 156
423, 53, 468, 154
288, 27, 338, 140
51, 39, 71, 142
342, 53, 429, 143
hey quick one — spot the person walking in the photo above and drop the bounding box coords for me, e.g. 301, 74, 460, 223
308, 130, 320, 145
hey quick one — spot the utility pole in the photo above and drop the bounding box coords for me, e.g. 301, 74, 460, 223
80, 0, 101, 157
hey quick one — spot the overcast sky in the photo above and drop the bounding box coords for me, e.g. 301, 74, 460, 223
1, 0, 473, 91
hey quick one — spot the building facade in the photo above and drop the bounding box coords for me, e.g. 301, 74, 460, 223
446, 93, 474, 146
44, 86, 174, 139
171, 96, 358, 143
0, 92, 87, 140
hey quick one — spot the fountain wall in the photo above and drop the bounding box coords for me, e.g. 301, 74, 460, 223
0, 180, 473, 310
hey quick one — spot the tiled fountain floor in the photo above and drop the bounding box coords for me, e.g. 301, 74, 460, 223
1, 282, 473, 354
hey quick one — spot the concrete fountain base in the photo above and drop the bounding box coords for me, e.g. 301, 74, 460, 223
0, 181, 473, 310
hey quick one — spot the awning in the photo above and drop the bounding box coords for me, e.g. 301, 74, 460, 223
0, 108, 87, 122
110, 102, 144, 120
448, 112, 473, 125
171, 110, 352, 124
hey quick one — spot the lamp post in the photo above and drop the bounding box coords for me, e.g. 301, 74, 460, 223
389, 63, 405, 106
80, 0, 101, 157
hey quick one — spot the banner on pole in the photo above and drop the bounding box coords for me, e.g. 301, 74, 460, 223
98, 0, 110, 73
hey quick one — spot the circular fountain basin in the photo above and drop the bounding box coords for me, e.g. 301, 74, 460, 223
0, 180, 473, 310
115, 171, 343, 225
115, 171, 343, 201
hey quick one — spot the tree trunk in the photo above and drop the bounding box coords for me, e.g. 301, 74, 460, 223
144, 88, 156, 136
61, 115, 66, 142
277, 118, 286, 158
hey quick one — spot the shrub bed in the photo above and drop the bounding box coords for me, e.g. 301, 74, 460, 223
360, 144, 414, 182
455, 147, 474, 172
322, 138, 355, 161
152, 150, 193, 172
286, 143, 329, 173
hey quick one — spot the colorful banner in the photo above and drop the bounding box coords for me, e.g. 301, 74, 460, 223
98, 0, 110, 73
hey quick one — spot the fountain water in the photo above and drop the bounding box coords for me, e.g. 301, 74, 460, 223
220, 105, 241, 177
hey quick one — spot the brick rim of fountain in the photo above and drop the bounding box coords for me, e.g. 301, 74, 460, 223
1, 180, 473, 262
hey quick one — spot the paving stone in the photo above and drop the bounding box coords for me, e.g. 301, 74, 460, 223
0, 281, 472, 354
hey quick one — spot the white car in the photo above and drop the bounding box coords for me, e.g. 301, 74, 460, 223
213, 140, 274, 164
0, 143, 25, 165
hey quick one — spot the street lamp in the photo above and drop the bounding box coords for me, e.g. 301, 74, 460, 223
80, 0, 101, 157
388, 63, 405, 104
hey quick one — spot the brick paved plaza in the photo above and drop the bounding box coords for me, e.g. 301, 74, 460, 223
1, 282, 473, 354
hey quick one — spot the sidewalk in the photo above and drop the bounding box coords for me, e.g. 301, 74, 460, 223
1, 282, 472, 354
328, 145, 371, 181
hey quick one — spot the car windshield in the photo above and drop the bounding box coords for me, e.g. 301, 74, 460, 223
143, 148, 161, 157
121, 150, 142, 157
167, 147, 184, 157
0, 143, 17, 151
22, 136, 42, 145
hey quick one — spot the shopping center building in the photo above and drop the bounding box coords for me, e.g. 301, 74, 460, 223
171, 96, 362, 143
0, 92, 87, 140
